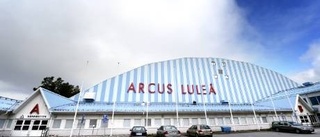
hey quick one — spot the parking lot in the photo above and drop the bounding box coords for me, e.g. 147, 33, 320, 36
58, 128, 318, 137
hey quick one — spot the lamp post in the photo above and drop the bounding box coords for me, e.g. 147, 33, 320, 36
141, 102, 148, 126
92, 125, 95, 135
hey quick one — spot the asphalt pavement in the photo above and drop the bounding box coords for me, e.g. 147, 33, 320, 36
211, 129, 319, 137
56, 128, 319, 137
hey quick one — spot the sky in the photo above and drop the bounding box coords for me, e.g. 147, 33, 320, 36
0, 0, 320, 100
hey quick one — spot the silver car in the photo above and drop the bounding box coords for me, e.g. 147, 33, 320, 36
186, 124, 213, 137
271, 121, 314, 134
156, 125, 181, 137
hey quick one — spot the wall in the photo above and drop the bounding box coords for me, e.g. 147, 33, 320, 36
46, 112, 289, 136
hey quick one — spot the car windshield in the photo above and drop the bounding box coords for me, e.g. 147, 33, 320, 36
200, 125, 210, 129
288, 122, 302, 126
164, 126, 177, 130
133, 127, 145, 131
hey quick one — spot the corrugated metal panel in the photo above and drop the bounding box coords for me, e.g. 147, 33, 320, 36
83, 57, 299, 104
0, 96, 21, 112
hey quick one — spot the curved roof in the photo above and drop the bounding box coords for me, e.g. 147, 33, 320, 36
72, 57, 299, 104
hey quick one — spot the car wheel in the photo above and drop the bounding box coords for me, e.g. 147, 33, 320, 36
295, 129, 301, 134
187, 131, 191, 137
275, 128, 279, 132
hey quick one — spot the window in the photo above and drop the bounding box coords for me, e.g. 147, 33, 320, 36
77, 118, 85, 128
191, 125, 197, 129
0, 119, 5, 129
38, 120, 47, 130
261, 117, 267, 123
123, 119, 131, 127
145, 119, 151, 126
200, 118, 206, 124
183, 118, 189, 126
101, 119, 108, 127
267, 117, 273, 123
192, 118, 198, 125
6, 119, 12, 129
32, 120, 48, 130
65, 119, 74, 129
22, 120, 31, 130
164, 118, 171, 125
154, 118, 161, 126
224, 117, 231, 124
217, 117, 223, 125
233, 117, 239, 124
209, 118, 216, 126
247, 117, 254, 124
300, 116, 309, 123
200, 124, 211, 129
240, 117, 247, 125
309, 115, 317, 123
225, 75, 229, 80
14, 120, 23, 130
214, 74, 218, 79
89, 119, 97, 128
32, 120, 40, 130
52, 119, 61, 129
13, 120, 34, 130
134, 119, 141, 126
309, 97, 319, 105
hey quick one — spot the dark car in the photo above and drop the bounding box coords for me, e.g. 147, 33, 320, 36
271, 121, 314, 134
156, 125, 181, 137
186, 124, 213, 137
130, 126, 147, 137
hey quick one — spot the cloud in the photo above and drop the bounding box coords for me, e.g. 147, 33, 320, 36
291, 41, 320, 83
0, 0, 263, 99
0, 80, 28, 100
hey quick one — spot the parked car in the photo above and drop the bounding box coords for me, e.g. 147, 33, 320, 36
130, 126, 147, 137
271, 121, 314, 134
186, 124, 213, 137
156, 125, 181, 137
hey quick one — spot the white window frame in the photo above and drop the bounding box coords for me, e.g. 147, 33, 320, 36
89, 119, 97, 128
65, 119, 74, 129
52, 119, 61, 129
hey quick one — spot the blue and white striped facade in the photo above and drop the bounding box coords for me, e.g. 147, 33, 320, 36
82, 57, 299, 104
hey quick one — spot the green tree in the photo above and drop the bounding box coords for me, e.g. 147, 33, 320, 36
33, 76, 80, 98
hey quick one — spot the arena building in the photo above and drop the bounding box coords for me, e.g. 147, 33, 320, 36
0, 57, 320, 136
